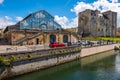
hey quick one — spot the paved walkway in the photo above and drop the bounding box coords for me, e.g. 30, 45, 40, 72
0, 45, 50, 54
0, 42, 119, 54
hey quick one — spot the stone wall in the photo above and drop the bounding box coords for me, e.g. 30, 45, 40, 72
81, 44, 119, 57
5, 30, 79, 45
0, 46, 81, 79
1, 43, 119, 80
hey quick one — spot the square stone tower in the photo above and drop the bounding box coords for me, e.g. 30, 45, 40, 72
78, 9, 117, 37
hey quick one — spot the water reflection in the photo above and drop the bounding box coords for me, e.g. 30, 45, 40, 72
7, 50, 120, 80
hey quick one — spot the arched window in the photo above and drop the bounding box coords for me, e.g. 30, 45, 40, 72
50, 35, 56, 43
41, 24, 47, 30
40, 23, 47, 30
63, 35, 68, 43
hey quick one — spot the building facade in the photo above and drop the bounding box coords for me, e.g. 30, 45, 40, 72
78, 9, 117, 37
3, 10, 79, 45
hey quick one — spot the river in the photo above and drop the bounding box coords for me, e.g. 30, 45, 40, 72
6, 50, 120, 80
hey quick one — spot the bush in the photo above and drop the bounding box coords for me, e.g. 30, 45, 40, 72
0, 56, 11, 66
75, 47, 81, 51
2, 61, 11, 66
51, 50, 56, 55
28, 54, 32, 58
0, 57, 5, 63
9, 56, 17, 62
59, 50, 64, 53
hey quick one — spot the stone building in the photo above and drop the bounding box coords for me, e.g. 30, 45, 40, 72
78, 9, 117, 37
3, 10, 79, 45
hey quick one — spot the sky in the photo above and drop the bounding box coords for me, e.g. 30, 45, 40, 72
0, 0, 120, 28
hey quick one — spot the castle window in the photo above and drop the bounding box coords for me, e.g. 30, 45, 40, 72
98, 29, 100, 32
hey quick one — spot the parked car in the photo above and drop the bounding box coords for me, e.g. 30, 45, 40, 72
97, 40, 104, 45
82, 40, 94, 46
87, 41, 94, 46
67, 42, 72, 46
81, 40, 89, 46
77, 41, 82, 45
49, 42, 65, 48
67, 42, 78, 46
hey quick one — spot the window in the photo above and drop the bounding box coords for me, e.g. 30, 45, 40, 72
50, 35, 56, 43
41, 24, 47, 30
98, 29, 100, 32
63, 35, 68, 43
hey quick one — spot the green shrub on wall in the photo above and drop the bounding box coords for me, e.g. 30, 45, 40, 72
51, 50, 56, 55
0, 56, 11, 66
63, 50, 66, 53
2, 61, 11, 66
0, 56, 5, 63
59, 50, 65, 53
9, 56, 17, 62
74, 47, 81, 51
28, 54, 32, 58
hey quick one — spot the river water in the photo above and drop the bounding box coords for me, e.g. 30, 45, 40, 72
7, 50, 120, 80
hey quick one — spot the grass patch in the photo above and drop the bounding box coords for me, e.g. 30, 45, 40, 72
82, 36, 120, 41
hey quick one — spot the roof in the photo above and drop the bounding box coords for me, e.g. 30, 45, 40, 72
20, 10, 54, 22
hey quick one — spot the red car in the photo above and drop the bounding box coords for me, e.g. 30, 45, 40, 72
49, 42, 66, 48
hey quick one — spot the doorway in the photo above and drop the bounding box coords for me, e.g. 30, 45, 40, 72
36, 38, 39, 44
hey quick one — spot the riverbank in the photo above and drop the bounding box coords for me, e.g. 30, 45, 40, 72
6, 50, 119, 80
0, 45, 81, 80
81, 43, 119, 57
0, 43, 120, 80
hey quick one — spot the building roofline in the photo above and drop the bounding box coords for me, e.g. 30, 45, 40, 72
17, 10, 54, 23
102, 10, 117, 14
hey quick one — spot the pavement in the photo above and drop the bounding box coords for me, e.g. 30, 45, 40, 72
0, 45, 50, 54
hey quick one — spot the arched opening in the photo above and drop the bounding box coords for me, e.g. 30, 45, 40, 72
40, 24, 47, 30
63, 35, 68, 43
50, 35, 56, 43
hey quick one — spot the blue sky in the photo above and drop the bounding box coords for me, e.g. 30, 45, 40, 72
0, 0, 120, 28
0, 0, 95, 19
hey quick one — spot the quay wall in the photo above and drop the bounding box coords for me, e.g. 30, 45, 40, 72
0, 46, 81, 79
81, 44, 119, 57
10, 52, 80, 77
0, 43, 120, 80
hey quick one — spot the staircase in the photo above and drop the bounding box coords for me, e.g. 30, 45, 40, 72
13, 32, 42, 45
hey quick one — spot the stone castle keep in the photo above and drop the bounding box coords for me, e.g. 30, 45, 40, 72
78, 9, 117, 37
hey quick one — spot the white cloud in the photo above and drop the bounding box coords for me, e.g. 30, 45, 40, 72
5, 16, 12, 20
16, 16, 23, 21
55, 15, 78, 28
55, 0, 120, 28
54, 15, 69, 28
0, 0, 4, 4
71, 2, 94, 15
0, 17, 15, 28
